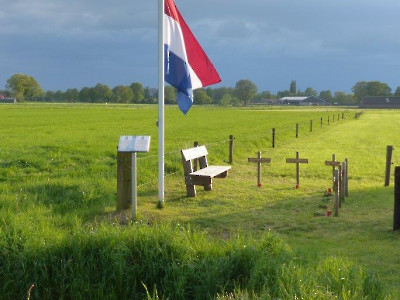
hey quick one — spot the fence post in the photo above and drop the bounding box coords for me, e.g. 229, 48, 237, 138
334, 169, 339, 217
296, 123, 299, 138
272, 128, 276, 148
310, 120, 313, 132
341, 161, 346, 204
229, 134, 234, 164
193, 141, 199, 171
385, 145, 394, 186
394, 167, 400, 230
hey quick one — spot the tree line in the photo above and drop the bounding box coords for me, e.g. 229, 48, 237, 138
3, 73, 400, 106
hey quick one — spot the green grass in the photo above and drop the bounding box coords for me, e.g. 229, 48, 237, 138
0, 103, 398, 299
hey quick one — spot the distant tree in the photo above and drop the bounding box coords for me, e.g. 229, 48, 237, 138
258, 90, 274, 100
45, 90, 55, 102
144, 87, 157, 103
394, 86, 400, 97
91, 83, 112, 103
219, 94, 232, 106
112, 85, 133, 103
304, 87, 317, 97
64, 88, 79, 102
277, 90, 290, 98
6, 73, 43, 102
194, 89, 212, 105
352, 81, 392, 102
79, 87, 91, 102
130, 82, 144, 103
54, 90, 64, 102
289, 80, 297, 95
234, 79, 257, 106
164, 86, 177, 104
211, 87, 234, 104
319, 90, 333, 104
334, 91, 354, 105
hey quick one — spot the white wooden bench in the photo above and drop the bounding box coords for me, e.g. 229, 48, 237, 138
181, 145, 231, 197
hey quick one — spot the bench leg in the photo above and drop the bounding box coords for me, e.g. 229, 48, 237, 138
204, 179, 212, 191
186, 184, 196, 197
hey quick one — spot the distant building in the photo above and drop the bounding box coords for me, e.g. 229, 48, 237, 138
359, 97, 400, 109
279, 96, 327, 106
0, 95, 16, 103
251, 99, 278, 105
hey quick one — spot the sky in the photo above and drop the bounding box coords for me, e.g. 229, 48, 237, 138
1, 0, 400, 94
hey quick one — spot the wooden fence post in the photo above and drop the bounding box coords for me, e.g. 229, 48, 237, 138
385, 145, 394, 186
296, 123, 299, 138
193, 141, 199, 171
341, 161, 346, 204
334, 169, 339, 217
272, 128, 276, 148
229, 134, 234, 164
394, 167, 400, 230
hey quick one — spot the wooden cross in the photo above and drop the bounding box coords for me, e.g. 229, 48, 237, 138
248, 151, 271, 187
286, 151, 308, 186
325, 154, 340, 189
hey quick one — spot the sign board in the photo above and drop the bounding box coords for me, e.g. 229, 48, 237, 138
118, 136, 151, 153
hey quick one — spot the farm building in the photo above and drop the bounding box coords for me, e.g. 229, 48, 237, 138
278, 96, 327, 106
0, 96, 16, 103
359, 97, 400, 109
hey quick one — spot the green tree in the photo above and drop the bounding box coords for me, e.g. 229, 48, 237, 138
79, 87, 91, 102
54, 90, 64, 102
144, 87, 157, 103
304, 87, 317, 97
193, 89, 212, 104
394, 86, 400, 97
289, 80, 297, 95
334, 91, 354, 105
352, 81, 392, 102
130, 82, 144, 103
164, 86, 177, 104
219, 94, 232, 106
277, 90, 290, 98
45, 90, 55, 102
319, 90, 333, 104
112, 85, 134, 103
64, 88, 79, 102
91, 83, 112, 103
6, 73, 43, 102
234, 79, 257, 106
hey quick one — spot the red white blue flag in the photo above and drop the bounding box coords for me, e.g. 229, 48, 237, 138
164, 0, 221, 114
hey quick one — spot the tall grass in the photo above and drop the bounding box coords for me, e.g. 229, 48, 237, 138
0, 223, 386, 299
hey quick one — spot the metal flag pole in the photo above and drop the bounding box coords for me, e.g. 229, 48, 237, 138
158, 0, 165, 208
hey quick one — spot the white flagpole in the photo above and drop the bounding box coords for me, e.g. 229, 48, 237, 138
158, 0, 165, 208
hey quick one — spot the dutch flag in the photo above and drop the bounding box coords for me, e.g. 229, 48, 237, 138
164, 0, 221, 114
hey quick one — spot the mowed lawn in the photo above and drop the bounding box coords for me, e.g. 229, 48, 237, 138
1, 103, 399, 297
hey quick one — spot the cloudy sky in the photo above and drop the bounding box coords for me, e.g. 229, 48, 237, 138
1, 0, 400, 94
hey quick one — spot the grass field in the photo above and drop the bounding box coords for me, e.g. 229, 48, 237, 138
0, 103, 399, 299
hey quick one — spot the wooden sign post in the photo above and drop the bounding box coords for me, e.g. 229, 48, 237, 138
286, 151, 308, 187
248, 151, 271, 187
325, 154, 340, 189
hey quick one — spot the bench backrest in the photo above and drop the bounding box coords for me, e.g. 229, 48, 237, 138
181, 146, 209, 175
181, 145, 208, 161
